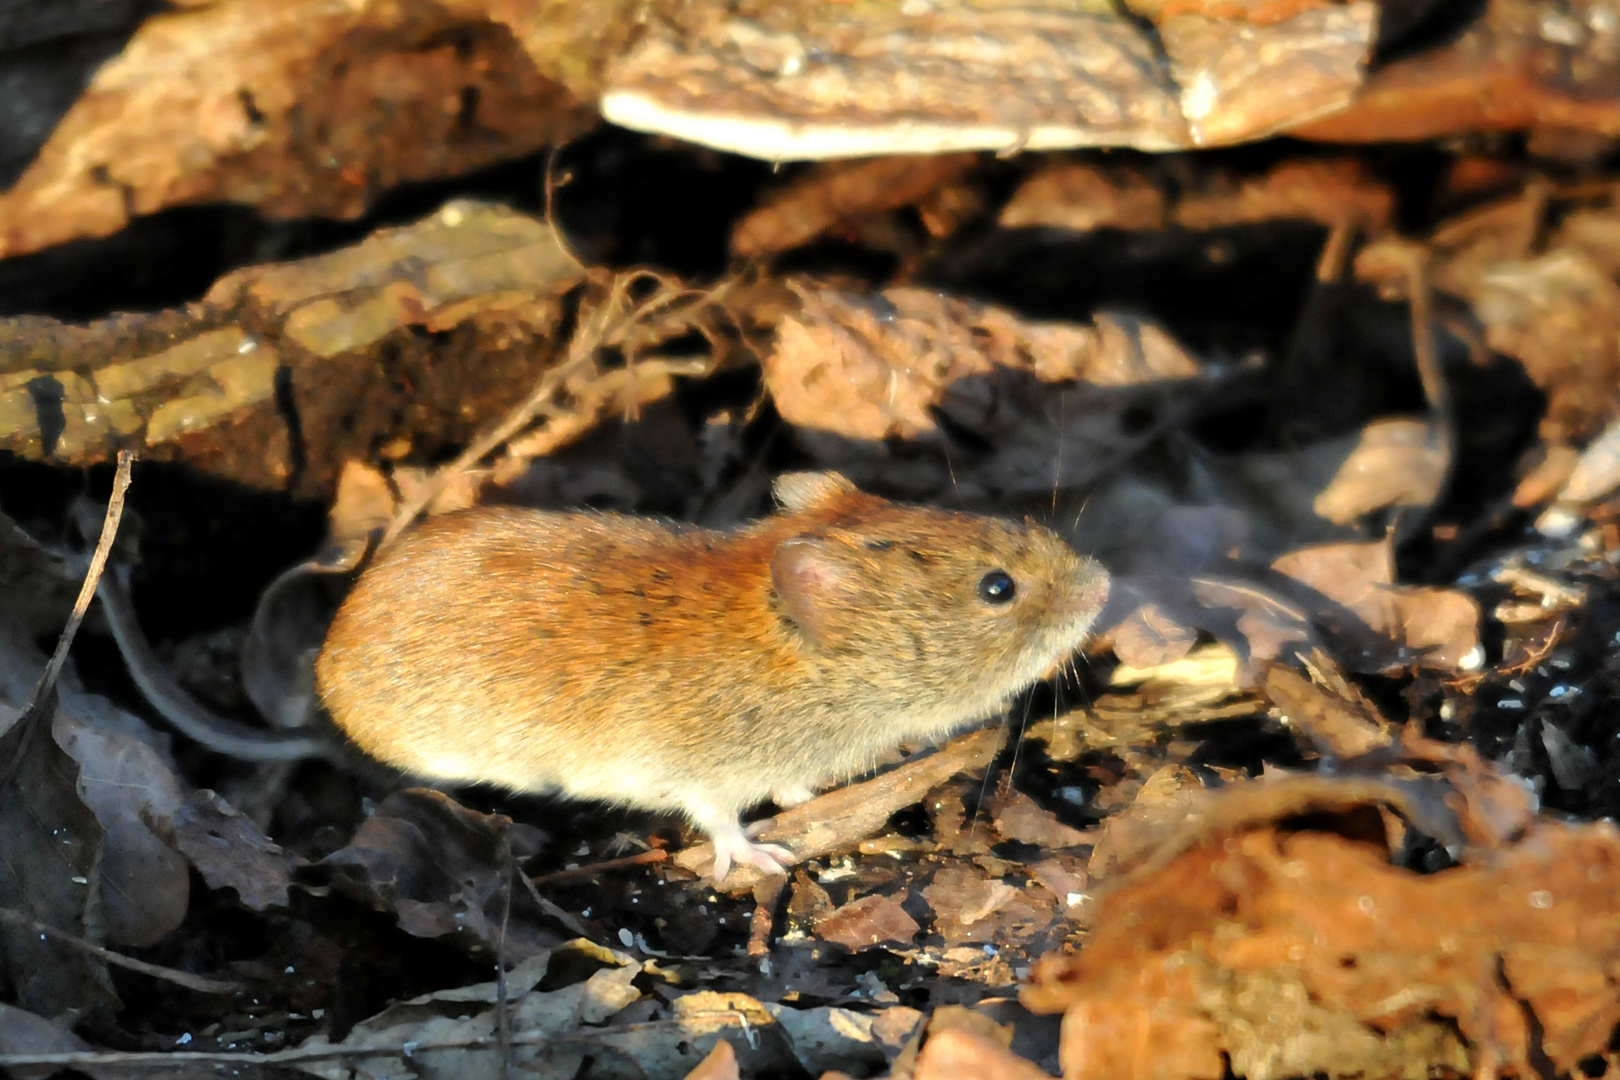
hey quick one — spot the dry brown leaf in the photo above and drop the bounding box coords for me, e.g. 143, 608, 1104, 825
1028, 858, 1091, 915
0, 626, 115, 1017
733, 155, 979, 257
1551, 419, 1620, 503
990, 792, 1091, 850
1173, 158, 1393, 230
1087, 765, 1210, 880
682, 1039, 741, 1080
1514, 443, 1580, 508
1000, 163, 1168, 231
1272, 540, 1482, 671
319, 788, 554, 960
1294, 0, 1620, 143
766, 284, 1201, 499
1468, 250, 1620, 445
54, 713, 190, 948
921, 866, 1055, 947
1310, 418, 1448, 524
1002, 157, 1393, 233
327, 461, 397, 556
913, 1025, 1053, 1080
1109, 601, 1203, 669
171, 789, 301, 912
814, 894, 922, 950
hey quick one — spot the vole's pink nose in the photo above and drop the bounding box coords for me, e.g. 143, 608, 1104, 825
1058, 561, 1110, 621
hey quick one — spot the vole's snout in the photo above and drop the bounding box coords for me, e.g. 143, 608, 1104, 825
1060, 559, 1111, 624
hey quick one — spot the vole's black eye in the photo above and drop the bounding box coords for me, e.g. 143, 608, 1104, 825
978, 570, 1016, 604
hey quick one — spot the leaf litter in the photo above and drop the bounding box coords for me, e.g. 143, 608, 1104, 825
5, 17, 1620, 1079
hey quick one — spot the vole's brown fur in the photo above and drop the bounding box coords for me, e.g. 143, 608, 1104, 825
316, 471, 1109, 881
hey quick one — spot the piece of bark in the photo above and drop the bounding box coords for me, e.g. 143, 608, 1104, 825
0, 0, 591, 258
1293, 0, 1620, 142
603, 0, 1374, 159
0, 201, 584, 495
675, 726, 1002, 891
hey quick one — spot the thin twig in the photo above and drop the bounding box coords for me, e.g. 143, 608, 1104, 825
0, 1012, 758, 1069
746, 875, 787, 958
1315, 216, 1356, 283
379, 273, 715, 552
1, 452, 135, 789
541, 148, 589, 274
0, 907, 239, 994
528, 849, 669, 886
1401, 247, 1450, 422
19, 450, 135, 725
496, 838, 515, 1080
517, 868, 598, 941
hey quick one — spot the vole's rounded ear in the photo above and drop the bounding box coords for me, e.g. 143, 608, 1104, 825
772, 471, 857, 512
770, 537, 853, 646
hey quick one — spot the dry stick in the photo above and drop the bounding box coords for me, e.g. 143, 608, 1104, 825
677, 726, 1005, 892
495, 841, 515, 1080
500, 357, 710, 461
528, 849, 668, 886
378, 348, 589, 551
16, 450, 135, 727
1402, 248, 1450, 425
516, 869, 597, 941
541, 149, 590, 275
1398, 244, 1456, 550
0, 451, 136, 791
0, 455, 246, 999
0, 1012, 762, 1070
0, 906, 239, 994
746, 875, 788, 958
1315, 215, 1356, 283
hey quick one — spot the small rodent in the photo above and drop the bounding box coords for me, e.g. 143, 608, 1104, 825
316, 471, 1110, 882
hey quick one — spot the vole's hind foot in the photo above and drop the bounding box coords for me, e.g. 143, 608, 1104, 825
709, 825, 795, 885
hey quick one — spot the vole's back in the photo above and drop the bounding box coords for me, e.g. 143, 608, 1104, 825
316, 475, 1110, 844
316, 507, 810, 810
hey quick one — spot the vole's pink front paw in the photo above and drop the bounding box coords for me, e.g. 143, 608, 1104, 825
710, 826, 795, 885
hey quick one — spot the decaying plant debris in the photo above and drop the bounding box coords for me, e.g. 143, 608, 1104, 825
5, 0, 1620, 1078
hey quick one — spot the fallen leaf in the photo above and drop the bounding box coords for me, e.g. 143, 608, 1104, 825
0, 2, 587, 257
914, 1024, 1054, 1080
1272, 540, 1482, 671
1310, 418, 1448, 525
815, 894, 921, 950
681, 1039, 740, 1080
54, 711, 190, 948
318, 788, 555, 960
921, 867, 1019, 944
990, 792, 1091, 850
171, 789, 300, 911
0, 623, 115, 1017
732, 155, 979, 257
